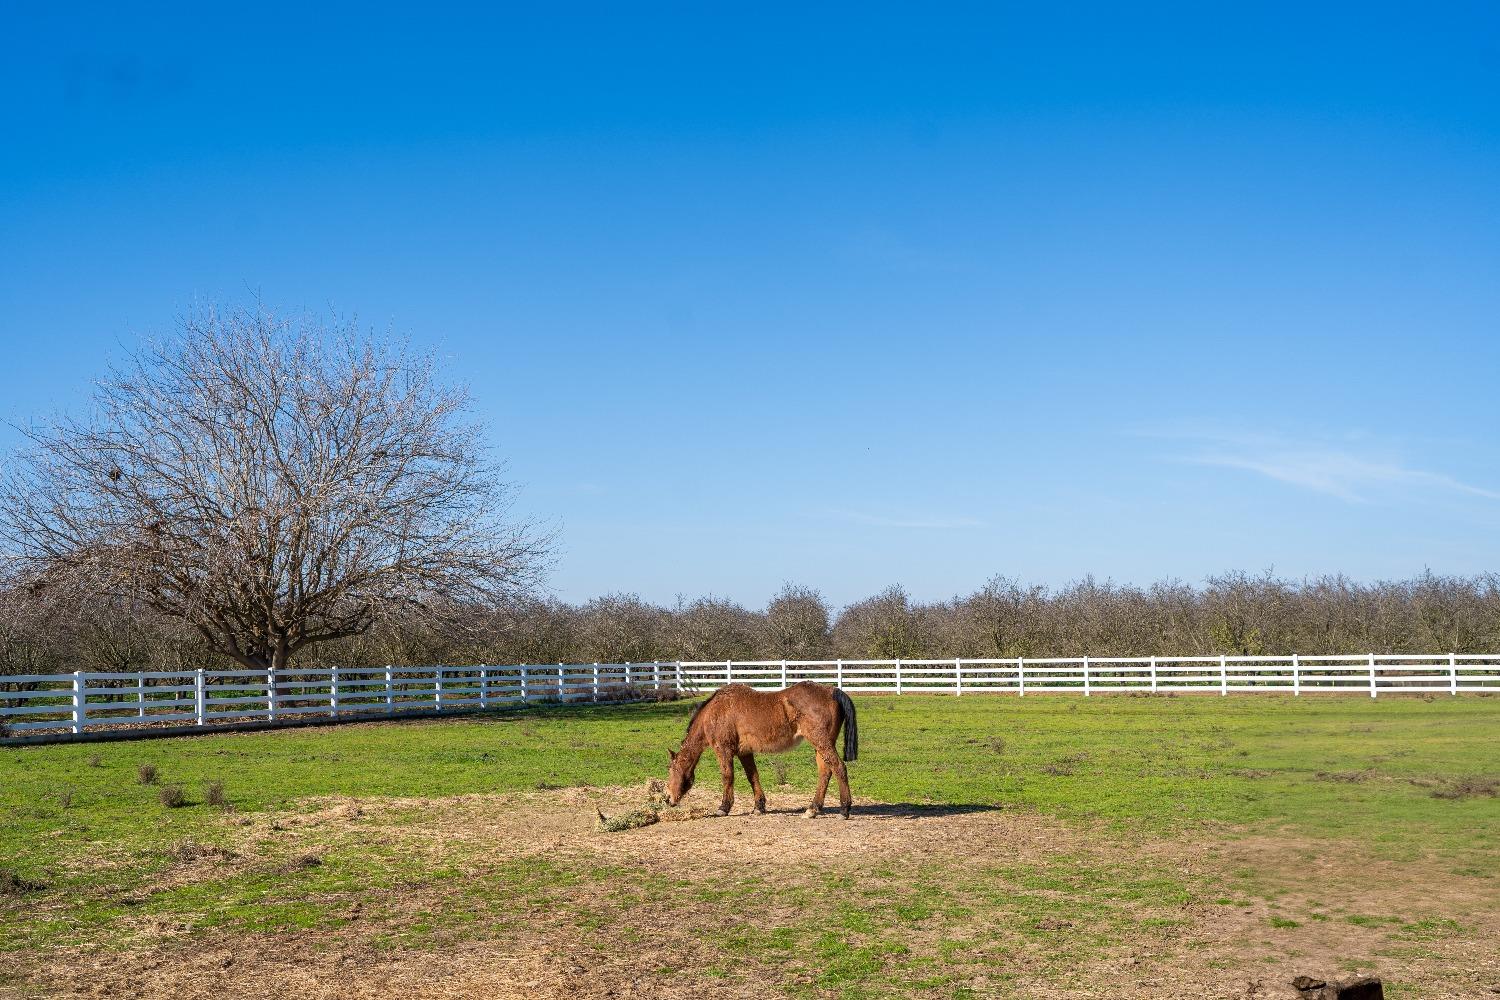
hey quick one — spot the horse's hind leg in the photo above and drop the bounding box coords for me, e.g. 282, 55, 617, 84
738, 753, 767, 814
713, 745, 736, 816
832, 753, 852, 819
804, 749, 833, 818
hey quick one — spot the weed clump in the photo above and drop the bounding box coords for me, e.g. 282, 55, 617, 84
87, 754, 103, 768
770, 758, 791, 786
1430, 776, 1498, 800
137, 764, 158, 785
158, 785, 187, 808
204, 781, 228, 809
0, 869, 47, 895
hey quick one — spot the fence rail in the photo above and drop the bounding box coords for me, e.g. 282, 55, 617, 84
2, 654, 1496, 741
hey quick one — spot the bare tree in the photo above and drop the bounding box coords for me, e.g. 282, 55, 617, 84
832, 584, 930, 659
575, 593, 668, 663
763, 583, 831, 659
0, 305, 548, 676
666, 595, 760, 661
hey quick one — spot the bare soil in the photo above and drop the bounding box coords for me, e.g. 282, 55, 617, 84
5, 788, 1497, 1000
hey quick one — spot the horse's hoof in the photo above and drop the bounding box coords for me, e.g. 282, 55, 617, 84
717, 806, 732, 817
753, 803, 767, 815
802, 807, 819, 819
841, 808, 851, 820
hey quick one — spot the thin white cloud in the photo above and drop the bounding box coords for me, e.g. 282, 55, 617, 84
1147, 427, 1500, 503
829, 509, 986, 529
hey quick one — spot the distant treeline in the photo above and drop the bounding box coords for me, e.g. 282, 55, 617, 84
4, 572, 1499, 676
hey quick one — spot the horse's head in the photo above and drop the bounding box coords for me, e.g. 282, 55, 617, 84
665, 748, 695, 805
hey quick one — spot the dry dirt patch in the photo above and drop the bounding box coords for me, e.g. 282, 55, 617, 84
7, 788, 1498, 1000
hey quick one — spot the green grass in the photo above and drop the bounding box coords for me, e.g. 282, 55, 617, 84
2, 695, 1497, 994
3, 695, 1497, 889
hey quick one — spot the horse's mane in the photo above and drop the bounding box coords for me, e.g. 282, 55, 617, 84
684, 690, 721, 735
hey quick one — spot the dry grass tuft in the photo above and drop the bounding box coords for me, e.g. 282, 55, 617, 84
203, 781, 228, 809
158, 785, 187, 808
169, 840, 238, 864
137, 764, 158, 785
657, 806, 715, 822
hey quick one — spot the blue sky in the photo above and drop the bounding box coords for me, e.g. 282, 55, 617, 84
3, 3, 1499, 607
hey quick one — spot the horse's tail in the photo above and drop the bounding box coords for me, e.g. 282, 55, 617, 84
833, 688, 858, 762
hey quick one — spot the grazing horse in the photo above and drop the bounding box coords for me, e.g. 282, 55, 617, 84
665, 681, 858, 819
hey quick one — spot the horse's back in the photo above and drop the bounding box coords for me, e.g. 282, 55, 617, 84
697, 683, 822, 754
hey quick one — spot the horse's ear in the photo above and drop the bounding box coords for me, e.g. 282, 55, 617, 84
668, 748, 678, 762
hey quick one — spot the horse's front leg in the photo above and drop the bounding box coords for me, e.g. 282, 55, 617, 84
713, 745, 736, 816
738, 752, 767, 814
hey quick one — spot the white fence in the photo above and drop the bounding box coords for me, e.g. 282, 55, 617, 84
2, 654, 1497, 740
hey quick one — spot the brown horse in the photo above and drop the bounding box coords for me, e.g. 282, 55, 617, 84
665, 681, 859, 819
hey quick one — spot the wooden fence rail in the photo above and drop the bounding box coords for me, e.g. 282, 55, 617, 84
2, 654, 1496, 741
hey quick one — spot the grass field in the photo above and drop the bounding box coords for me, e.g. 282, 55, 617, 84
2, 695, 1497, 999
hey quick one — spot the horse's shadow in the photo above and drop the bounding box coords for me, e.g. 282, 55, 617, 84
759, 802, 1001, 819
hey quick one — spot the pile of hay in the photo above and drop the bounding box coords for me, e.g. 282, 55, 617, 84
595, 807, 660, 832
594, 780, 715, 832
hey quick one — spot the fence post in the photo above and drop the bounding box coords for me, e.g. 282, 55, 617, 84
137, 671, 146, 719
895, 658, 903, 695
329, 668, 339, 718
1292, 654, 1300, 696
267, 667, 277, 721
781, 659, 788, 689
557, 663, 565, 701
675, 661, 683, 695
1150, 656, 1157, 692
71, 669, 85, 734
1219, 655, 1227, 696
194, 667, 206, 725
836, 659, 843, 688
479, 665, 489, 709
955, 657, 962, 696
593, 662, 600, 702
435, 667, 445, 711
520, 664, 529, 703
1368, 653, 1377, 699
385, 665, 394, 710
1083, 656, 1090, 696
625, 662, 633, 689
1449, 653, 1457, 695
1017, 657, 1025, 697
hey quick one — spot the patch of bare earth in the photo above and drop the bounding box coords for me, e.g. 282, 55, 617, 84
6, 788, 1497, 1000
